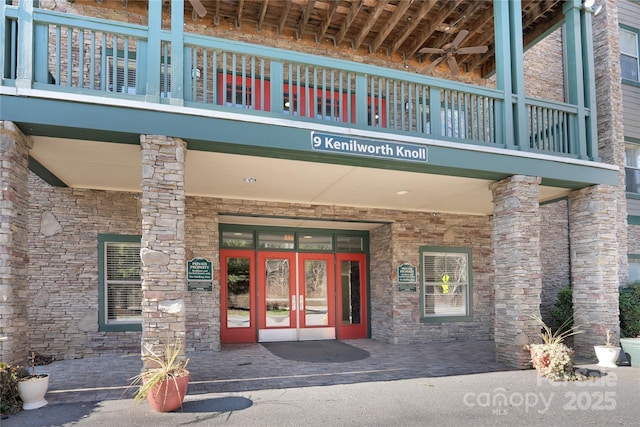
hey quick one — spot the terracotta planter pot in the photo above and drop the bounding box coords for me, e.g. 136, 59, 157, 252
17, 374, 49, 410
146, 370, 189, 412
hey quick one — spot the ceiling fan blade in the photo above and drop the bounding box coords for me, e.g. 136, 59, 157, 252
448, 56, 459, 76
450, 30, 469, 49
456, 46, 488, 55
426, 55, 445, 71
189, 0, 207, 18
419, 47, 445, 55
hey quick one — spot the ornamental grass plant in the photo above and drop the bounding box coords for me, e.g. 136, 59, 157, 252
527, 313, 584, 381
129, 341, 190, 410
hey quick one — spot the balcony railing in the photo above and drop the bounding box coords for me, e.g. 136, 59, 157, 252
1, 5, 593, 160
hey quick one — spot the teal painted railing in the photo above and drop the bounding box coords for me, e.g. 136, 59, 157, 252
1, 6, 592, 160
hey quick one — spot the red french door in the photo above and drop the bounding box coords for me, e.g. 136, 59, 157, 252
336, 253, 368, 339
220, 250, 256, 343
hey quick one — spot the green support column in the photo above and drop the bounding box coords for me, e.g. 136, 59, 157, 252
16, 0, 33, 88
581, 5, 599, 161
509, 0, 529, 151
170, 0, 184, 106
145, 0, 162, 102
563, 0, 588, 160
493, 0, 515, 150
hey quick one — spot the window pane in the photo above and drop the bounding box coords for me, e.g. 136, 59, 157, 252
341, 260, 362, 324
422, 250, 470, 317
304, 260, 329, 326
222, 231, 254, 248
298, 234, 333, 251
629, 258, 640, 284
258, 233, 295, 250
226, 257, 251, 328
105, 241, 141, 324
337, 236, 364, 252
621, 54, 639, 81
625, 144, 640, 168
620, 29, 638, 56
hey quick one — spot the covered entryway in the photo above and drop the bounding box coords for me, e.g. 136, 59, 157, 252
220, 225, 369, 344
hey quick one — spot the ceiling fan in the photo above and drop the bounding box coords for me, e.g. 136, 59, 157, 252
418, 30, 488, 76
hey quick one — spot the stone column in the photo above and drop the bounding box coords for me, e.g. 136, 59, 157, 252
0, 121, 31, 364
592, 0, 627, 286
569, 185, 619, 358
491, 175, 542, 368
140, 134, 187, 364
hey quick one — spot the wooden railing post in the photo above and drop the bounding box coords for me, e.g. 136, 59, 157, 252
16, 0, 33, 88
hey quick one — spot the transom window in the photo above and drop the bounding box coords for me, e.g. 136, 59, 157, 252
620, 27, 639, 82
98, 235, 142, 331
420, 246, 472, 322
625, 143, 640, 194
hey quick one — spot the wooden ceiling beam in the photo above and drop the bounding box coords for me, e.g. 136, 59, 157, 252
370, 0, 412, 54
335, 0, 364, 47
235, 0, 244, 28
406, 0, 464, 58
319, 0, 341, 41
297, 0, 317, 40
389, 0, 438, 57
278, 0, 293, 35
257, 0, 269, 32
353, 0, 388, 51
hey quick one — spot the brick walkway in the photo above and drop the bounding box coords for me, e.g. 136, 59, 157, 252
41, 339, 511, 405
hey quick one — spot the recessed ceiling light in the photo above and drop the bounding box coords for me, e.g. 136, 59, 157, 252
396, 190, 409, 196
242, 177, 257, 183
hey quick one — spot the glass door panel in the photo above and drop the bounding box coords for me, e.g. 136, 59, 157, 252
299, 254, 335, 328
221, 250, 256, 343
265, 257, 292, 327
336, 253, 367, 339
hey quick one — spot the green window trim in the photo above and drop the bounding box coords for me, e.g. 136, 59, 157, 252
98, 234, 142, 332
420, 246, 473, 323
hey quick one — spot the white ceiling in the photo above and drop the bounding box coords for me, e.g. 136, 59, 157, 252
29, 136, 571, 220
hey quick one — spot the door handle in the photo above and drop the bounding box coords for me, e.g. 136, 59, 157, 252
291, 296, 296, 311
299, 295, 304, 311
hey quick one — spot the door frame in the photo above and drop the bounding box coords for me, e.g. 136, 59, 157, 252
336, 252, 368, 339
220, 249, 257, 344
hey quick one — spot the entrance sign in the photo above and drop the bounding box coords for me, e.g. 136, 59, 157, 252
311, 132, 428, 163
398, 262, 417, 292
187, 257, 212, 291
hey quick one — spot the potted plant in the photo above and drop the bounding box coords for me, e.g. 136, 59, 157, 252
0, 362, 28, 415
619, 282, 640, 367
527, 314, 583, 381
129, 341, 190, 412
594, 330, 621, 368
17, 352, 49, 410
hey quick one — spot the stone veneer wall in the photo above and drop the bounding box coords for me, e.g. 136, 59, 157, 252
0, 122, 31, 364
26, 171, 496, 358
185, 197, 220, 352
539, 200, 570, 327
27, 174, 142, 359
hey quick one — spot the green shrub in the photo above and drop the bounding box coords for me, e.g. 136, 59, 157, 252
0, 362, 28, 415
620, 282, 640, 338
550, 286, 573, 333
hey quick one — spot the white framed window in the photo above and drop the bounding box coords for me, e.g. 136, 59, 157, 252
98, 235, 142, 331
420, 247, 472, 321
629, 256, 640, 285
625, 143, 640, 194
620, 27, 639, 82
